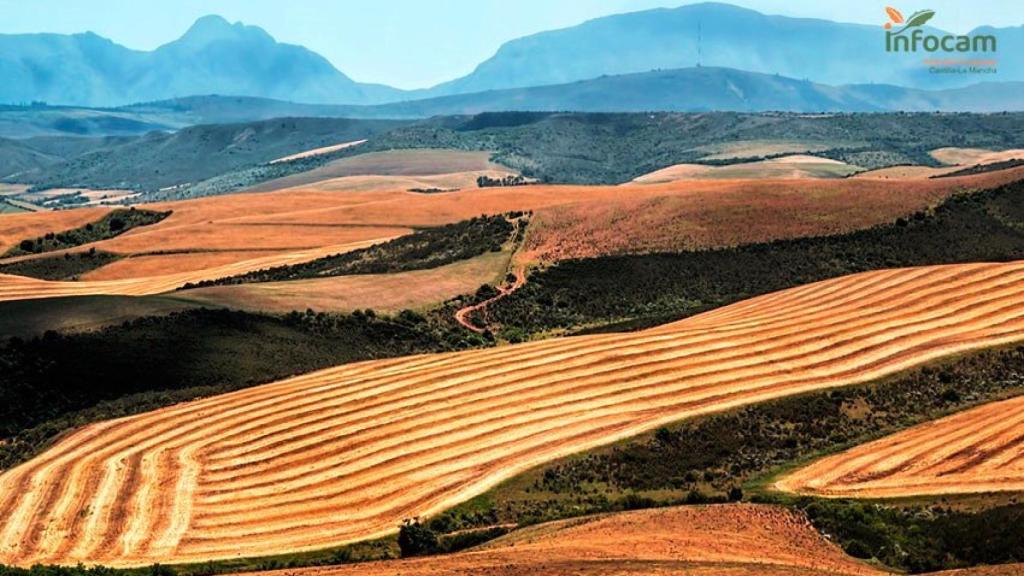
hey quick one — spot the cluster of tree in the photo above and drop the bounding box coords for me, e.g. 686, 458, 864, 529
4, 208, 171, 257
398, 519, 510, 558
186, 213, 525, 288
476, 174, 528, 187
488, 180, 1024, 338
0, 248, 119, 280
802, 500, 1024, 573
407, 187, 455, 194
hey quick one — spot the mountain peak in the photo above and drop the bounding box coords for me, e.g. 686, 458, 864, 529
182, 14, 233, 38
176, 14, 272, 49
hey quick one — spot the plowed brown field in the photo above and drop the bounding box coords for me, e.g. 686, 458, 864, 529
776, 395, 1024, 499
235, 505, 883, 576
3, 260, 1024, 566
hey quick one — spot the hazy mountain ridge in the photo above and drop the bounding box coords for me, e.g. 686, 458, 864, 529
0, 15, 405, 107
426, 2, 1021, 95
353, 68, 1024, 116
1, 67, 1022, 140
3, 4, 1022, 109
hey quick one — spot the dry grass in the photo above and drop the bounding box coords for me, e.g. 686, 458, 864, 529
632, 155, 862, 182
282, 170, 517, 194
852, 165, 965, 179
776, 395, 1024, 499
0, 184, 30, 197
99, 223, 410, 254
17, 188, 139, 207
177, 250, 511, 314
521, 166, 1024, 262
930, 148, 1024, 166
79, 251, 288, 281
244, 504, 884, 576
250, 149, 515, 192
4, 164, 1022, 292
269, 140, 366, 164
3, 260, 1024, 566
0, 189, 415, 284
0, 238, 395, 302
0, 207, 111, 254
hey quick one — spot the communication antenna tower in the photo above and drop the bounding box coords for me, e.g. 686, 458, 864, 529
697, 21, 702, 67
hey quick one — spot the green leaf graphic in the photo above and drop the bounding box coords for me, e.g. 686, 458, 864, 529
905, 9, 935, 27
891, 9, 936, 35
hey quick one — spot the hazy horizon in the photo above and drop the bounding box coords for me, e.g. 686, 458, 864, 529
0, 0, 1019, 89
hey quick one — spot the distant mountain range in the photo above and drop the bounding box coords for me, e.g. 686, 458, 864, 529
0, 3, 1021, 110
352, 68, 1024, 116
0, 15, 402, 107
428, 3, 1023, 96
2, 67, 1022, 139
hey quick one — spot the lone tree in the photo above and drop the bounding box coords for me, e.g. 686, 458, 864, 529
398, 518, 440, 557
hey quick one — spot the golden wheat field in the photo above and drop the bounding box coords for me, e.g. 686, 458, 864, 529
776, 395, 1024, 499
246, 504, 884, 576
3, 260, 1024, 566
0, 237, 395, 302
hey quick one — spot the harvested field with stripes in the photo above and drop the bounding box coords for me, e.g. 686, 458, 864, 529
242, 504, 884, 576
0, 237, 395, 302
776, 395, 1024, 499
3, 260, 1024, 566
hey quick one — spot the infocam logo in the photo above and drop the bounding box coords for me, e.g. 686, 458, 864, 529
883, 7, 997, 52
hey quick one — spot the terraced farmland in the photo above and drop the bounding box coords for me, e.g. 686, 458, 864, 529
776, 395, 1024, 499
3, 260, 1024, 566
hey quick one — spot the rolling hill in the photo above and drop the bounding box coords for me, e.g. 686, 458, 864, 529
2, 259, 1024, 566
776, 394, 1024, 499
7, 117, 407, 191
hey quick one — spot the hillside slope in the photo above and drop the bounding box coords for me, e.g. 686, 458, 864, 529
12, 117, 405, 191
3, 260, 1024, 565
777, 394, 1024, 499
244, 505, 883, 576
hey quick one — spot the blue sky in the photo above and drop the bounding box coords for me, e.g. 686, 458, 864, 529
0, 0, 1019, 89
